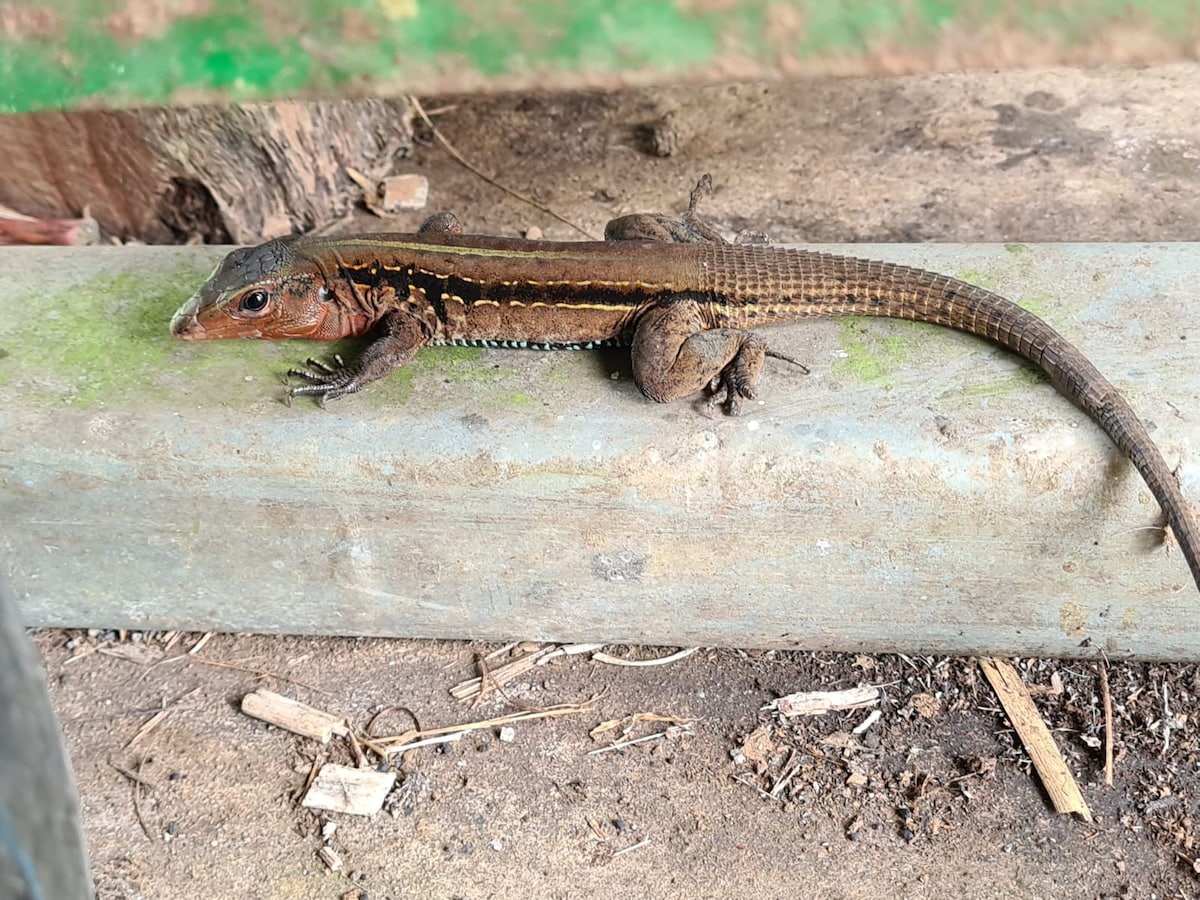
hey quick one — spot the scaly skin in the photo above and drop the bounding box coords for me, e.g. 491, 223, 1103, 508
170, 180, 1200, 592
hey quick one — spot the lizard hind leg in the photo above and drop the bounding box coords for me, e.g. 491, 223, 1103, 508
603, 174, 729, 245
631, 301, 769, 416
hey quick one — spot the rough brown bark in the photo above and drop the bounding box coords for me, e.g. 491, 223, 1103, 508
0, 100, 415, 243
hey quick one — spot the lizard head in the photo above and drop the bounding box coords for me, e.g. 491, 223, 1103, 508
171, 238, 341, 341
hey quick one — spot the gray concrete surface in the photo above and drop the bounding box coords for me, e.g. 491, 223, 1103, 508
0, 575, 92, 900
0, 243, 1196, 657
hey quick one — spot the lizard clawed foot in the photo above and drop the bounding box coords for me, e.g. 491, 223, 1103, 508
285, 355, 361, 405
704, 369, 759, 417
702, 342, 810, 416
704, 342, 765, 417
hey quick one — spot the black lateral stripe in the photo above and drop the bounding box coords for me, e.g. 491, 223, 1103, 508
447, 275, 482, 305
410, 270, 448, 322
377, 265, 410, 298
476, 279, 663, 308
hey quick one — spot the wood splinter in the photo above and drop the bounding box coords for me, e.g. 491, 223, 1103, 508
301, 763, 396, 817
979, 657, 1093, 822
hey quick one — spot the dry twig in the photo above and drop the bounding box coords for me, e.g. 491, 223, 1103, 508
612, 838, 652, 858
187, 655, 329, 695
1098, 658, 1114, 786
110, 760, 154, 841
365, 703, 593, 757
768, 685, 881, 717
451, 645, 554, 701
592, 648, 698, 667
407, 95, 596, 239
587, 728, 686, 756
126, 688, 199, 750
240, 690, 348, 743
188, 632, 214, 655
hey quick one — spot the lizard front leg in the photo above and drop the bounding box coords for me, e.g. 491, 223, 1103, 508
288, 310, 432, 404
632, 301, 768, 416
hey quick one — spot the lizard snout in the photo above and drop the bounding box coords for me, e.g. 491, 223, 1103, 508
170, 308, 204, 340
170, 292, 207, 340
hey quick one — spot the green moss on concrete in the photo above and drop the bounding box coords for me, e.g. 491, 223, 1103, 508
1015, 294, 1052, 319
423, 346, 504, 383
940, 365, 1045, 402
0, 262, 224, 404
831, 321, 912, 383
952, 268, 1001, 292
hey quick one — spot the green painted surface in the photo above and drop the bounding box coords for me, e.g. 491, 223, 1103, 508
2, 1, 1200, 113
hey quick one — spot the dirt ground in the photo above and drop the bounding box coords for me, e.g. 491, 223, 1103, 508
32, 64, 1200, 898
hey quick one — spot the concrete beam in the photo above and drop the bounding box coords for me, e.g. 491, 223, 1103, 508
1, 243, 1197, 658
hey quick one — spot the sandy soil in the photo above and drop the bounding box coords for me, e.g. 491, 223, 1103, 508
33, 64, 1200, 898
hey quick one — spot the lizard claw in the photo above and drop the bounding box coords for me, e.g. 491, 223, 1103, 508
285, 355, 360, 404
705, 345, 807, 414
704, 369, 756, 416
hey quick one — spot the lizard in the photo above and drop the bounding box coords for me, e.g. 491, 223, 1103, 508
171, 175, 1200, 592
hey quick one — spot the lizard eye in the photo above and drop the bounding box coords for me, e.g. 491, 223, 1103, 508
239, 290, 269, 313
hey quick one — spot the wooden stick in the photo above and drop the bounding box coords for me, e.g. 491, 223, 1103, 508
316, 846, 343, 872
979, 657, 1093, 822
241, 690, 349, 744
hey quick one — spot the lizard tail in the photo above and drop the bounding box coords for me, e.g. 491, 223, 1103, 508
879, 269, 1200, 592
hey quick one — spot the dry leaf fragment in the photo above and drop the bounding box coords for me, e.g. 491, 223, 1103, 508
909, 693, 941, 718
738, 726, 775, 763
772, 686, 881, 717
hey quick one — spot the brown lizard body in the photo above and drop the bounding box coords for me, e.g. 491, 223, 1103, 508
171, 178, 1200, 591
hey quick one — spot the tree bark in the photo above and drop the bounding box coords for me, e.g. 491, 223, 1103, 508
0, 99, 414, 243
